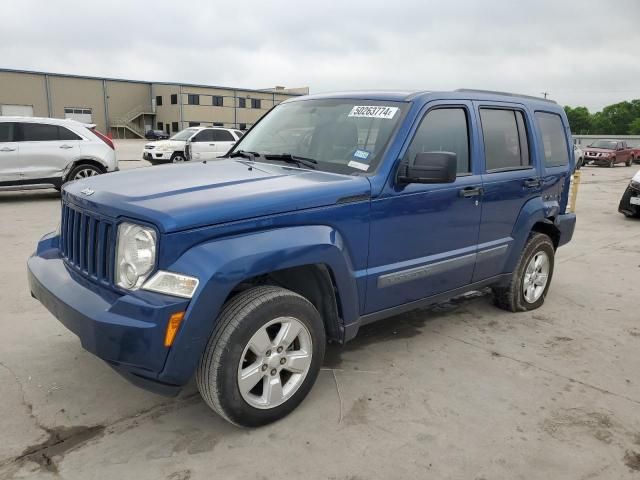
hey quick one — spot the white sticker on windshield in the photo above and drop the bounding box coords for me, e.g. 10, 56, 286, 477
348, 160, 370, 171
348, 106, 398, 120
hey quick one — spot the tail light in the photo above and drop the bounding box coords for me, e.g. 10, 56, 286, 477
90, 128, 115, 150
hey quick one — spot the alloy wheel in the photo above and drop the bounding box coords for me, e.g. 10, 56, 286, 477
523, 251, 550, 303
237, 317, 313, 409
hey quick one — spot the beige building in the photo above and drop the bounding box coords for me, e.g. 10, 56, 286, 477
0, 68, 308, 138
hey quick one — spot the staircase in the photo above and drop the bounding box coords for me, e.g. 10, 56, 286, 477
110, 104, 155, 138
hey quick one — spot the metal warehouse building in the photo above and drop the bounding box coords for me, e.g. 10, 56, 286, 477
0, 68, 308, 138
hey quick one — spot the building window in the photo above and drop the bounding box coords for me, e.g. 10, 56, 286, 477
187, 94, 200, 105
238, 98, 246, 108
251, 98, 261, 109
239, 123, 247, 130
213, 122, 224, 127
171, 94, 178, 105
189, 122, 200, 127
210, 96, 223, 107
157, 122, 163, 130
172, 122, 179, 132
64, 107, 92, 123
156, 95, 163, 106
480, 109, 530, 171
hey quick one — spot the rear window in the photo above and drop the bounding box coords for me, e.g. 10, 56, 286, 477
480, 109, 530, 171
0, 122, 15, 142
535, 112, 569, 167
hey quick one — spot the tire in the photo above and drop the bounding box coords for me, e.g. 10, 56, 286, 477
492, 232, 555, 312
170, 152, 186, 163
609, 158, 616, 168
576, 158, 583, 170
626, 157, 633, 167
66, 163, 104, 182
196, 286, 326, 427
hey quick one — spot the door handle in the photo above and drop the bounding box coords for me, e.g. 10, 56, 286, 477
0, 147, 16, 152
524, 178, 541, 188
59, 144, 74, 149
459, 186, 483, 198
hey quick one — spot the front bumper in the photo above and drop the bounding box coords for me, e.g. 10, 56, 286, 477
143, 151, 173, 162
27, 235, 190, 395
619, 184, 640, 217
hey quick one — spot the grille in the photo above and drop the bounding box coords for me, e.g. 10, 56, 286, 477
60, 202, 115, 283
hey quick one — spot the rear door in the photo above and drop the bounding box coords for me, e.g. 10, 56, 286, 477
17, 122, 82, 181
472, 102, 541, 281
211, 129, 236, 157
0, 122, 20, 184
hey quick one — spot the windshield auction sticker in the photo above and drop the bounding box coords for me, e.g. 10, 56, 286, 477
348, 106, 398, 119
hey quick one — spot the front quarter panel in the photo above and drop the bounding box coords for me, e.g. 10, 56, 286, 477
158, 225, 359, 385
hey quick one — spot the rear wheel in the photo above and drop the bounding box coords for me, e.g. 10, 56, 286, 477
197, 286, 325, 427
493, 233, 555, 312
67, 163, 103, 182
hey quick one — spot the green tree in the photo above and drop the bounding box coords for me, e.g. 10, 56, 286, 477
563, 106, 592, 134
629, 118, 640, 135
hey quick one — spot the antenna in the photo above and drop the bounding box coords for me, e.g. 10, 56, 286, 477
541, 91, 549, 99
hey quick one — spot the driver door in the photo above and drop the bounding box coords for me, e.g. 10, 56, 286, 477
365, 102, 483, 313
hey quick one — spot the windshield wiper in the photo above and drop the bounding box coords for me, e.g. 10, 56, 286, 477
229, 150, 261, 160
264, 153, 318, 170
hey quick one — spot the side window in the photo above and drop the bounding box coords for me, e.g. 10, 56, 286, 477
0, 123, 15, 142
193, 130, 214, 142
19, 123, 60, 141
58, 126, 82, 141
480, 109, 530, 171
534, 112, 569, 167
211, 130, 235, 142
405, 108, 470, 174
234, 130, 244, 138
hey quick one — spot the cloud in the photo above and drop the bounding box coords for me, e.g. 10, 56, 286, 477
1, 0, 639, 111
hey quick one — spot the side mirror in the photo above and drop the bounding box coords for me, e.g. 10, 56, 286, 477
397, 152, 457, 184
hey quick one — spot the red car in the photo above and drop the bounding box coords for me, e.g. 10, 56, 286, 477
583, 139, 634, 167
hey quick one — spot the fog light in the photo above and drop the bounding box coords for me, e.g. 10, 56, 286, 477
143, 271, 199, 299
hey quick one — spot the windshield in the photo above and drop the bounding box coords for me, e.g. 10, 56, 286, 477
589, 140, 617, 149
231, 99, 407, 174
170, 128, 200, 141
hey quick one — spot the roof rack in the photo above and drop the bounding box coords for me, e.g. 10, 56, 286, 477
455, 89, 557, 104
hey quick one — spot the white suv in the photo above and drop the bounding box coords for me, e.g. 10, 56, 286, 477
0, 117, 118, 190
142, 127, 242, 164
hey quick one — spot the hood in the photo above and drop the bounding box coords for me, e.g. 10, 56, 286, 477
584, 147, 614, 153
63, 160, 371, 233
144, 139, 186, 149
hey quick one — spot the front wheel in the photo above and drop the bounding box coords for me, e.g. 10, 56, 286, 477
609, 158, 616, 167
492, 233, 555, 312
626, 157, 633, 167
197, 286, 325, 427
171, 152, 186, 163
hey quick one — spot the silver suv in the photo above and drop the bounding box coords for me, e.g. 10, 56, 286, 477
0, 116, 118, 191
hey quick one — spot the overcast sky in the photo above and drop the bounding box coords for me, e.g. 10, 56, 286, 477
2, 0, 639, 111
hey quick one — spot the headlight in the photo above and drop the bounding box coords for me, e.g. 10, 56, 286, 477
115, 223, 157, 290
143, 271, 199, 298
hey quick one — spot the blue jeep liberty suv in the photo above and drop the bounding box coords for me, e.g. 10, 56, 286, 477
28, 89, 576, 426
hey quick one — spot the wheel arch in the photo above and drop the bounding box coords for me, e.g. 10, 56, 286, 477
63, 158, 107, 182
158, 225, 359, 385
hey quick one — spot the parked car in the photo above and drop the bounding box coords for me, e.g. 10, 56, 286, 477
630, 144, 640, 164
618, 169, 640, 217
28, 90, 576, 427
574, 144, 584, 169
143, 127, 241, 165
0, 116, 117, 190
145, 129, 169, 140
582, 139, 634, 167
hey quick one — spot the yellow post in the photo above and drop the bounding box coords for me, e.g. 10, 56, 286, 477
568, 170, 581, 213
